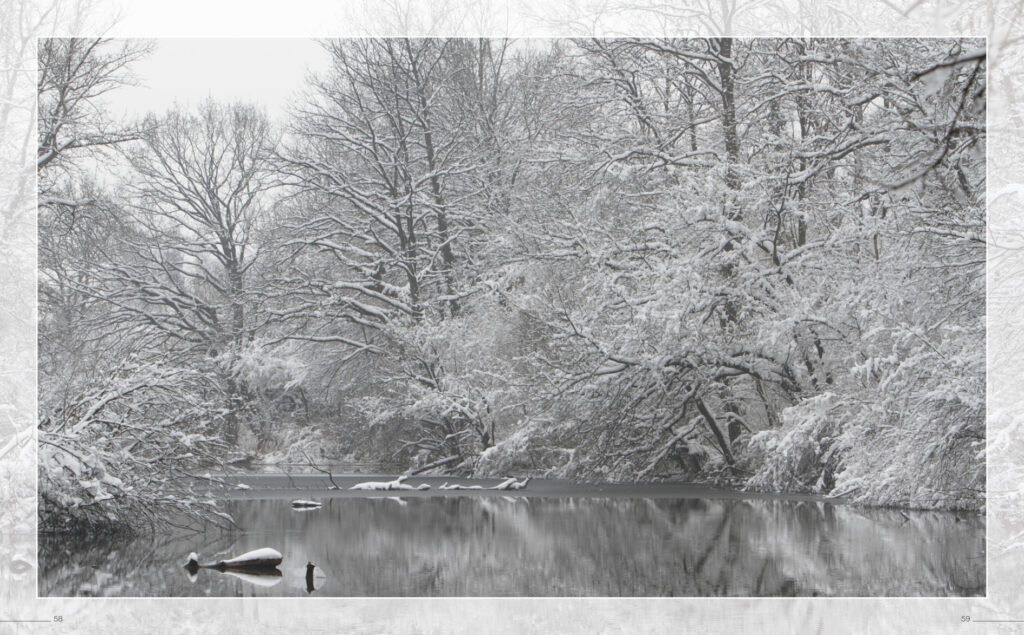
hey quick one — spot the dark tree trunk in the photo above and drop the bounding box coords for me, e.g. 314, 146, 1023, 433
695, 397, 735, 466
715, 38, 741, 199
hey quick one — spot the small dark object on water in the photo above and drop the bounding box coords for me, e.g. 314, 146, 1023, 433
184, 552, 200, 576
306, 561, 316, 594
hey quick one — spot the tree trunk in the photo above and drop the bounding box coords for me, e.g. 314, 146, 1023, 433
715, 38, 741, 199
695, 397, 735, 465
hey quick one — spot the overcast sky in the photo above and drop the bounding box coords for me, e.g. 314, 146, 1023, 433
110, 39, 332, 121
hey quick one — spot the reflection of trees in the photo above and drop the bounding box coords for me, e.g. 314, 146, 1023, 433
40, 497, 983, 597
38, 530, 237, 597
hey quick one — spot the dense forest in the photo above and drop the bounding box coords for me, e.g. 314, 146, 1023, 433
38, 37, 985, 532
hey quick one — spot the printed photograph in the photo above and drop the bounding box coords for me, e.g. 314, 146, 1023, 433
36, 36, 985, 597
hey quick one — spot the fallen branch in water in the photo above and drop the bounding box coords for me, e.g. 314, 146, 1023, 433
491, 477, 530, 491
300, 450, 342, 490
439, 482, 485, 490
440, 477, 530, 491
350, 475, 430, 491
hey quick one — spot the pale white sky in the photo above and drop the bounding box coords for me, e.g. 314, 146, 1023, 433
109, 39, 332, 121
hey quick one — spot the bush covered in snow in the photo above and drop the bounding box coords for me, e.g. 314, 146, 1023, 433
38, 360, 233, 533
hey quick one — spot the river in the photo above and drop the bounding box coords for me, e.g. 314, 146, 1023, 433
38, 475, 985, 597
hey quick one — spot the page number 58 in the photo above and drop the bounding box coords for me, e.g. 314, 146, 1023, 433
53, 616, 63, 623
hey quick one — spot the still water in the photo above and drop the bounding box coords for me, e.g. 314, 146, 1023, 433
40, 492, 984, 597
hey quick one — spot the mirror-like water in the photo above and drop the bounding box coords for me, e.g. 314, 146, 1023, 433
39, 494, 984, 597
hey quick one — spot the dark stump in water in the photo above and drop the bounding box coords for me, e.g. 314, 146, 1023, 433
306, 562, 316, 594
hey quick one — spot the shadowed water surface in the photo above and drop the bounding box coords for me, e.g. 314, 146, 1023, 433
39, 492, 983, 597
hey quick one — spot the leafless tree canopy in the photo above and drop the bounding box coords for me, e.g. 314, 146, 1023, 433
37, 36, 985, 531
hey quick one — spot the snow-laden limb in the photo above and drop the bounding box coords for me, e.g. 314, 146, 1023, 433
490, 477, 530, 491
509, 479, 530, 491
491, 478, 517, 490
439, 483, 484, 490
350, 476, 430, 491
349, 479, 395, 491
437, 478, 530, 491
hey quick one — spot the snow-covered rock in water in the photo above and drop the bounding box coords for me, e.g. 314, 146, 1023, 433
234, 483, 251, 490
213, 547, 283, 570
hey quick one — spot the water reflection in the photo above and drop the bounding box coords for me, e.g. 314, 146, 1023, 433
38, 497, 984, 597
221, 569, 282, 588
